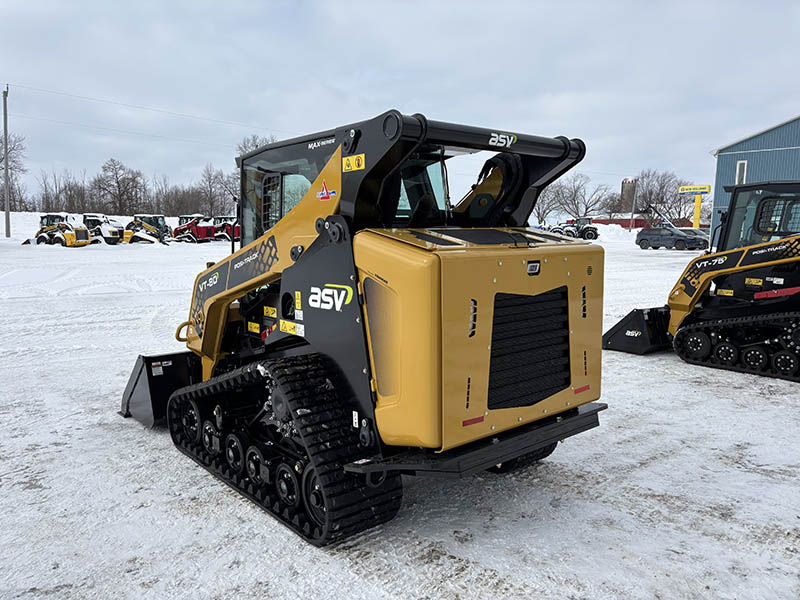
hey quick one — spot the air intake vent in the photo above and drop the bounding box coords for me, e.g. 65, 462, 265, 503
468, 299, 478, 337
487, 287, 570, 410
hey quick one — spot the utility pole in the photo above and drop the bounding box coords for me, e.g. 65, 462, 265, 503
3, 85, 10, 238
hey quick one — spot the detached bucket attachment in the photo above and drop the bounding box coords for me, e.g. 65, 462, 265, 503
120, 351, 201, 427
602, 306, 672, 355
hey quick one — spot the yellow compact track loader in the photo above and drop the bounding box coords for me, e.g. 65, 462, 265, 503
604, 181, 800, 381
121, 110, 606, 545
24, 213, 92, 247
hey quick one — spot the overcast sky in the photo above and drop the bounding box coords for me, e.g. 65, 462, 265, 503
2, 1, 799, 201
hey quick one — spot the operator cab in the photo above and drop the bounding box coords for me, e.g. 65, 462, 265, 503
719, 182, 800, 251
239, 141, 548, 247
40, 214, 67, 228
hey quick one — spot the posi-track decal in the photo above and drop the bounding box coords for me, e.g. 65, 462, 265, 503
740, 238, 800, 266
226, 235, 279, 290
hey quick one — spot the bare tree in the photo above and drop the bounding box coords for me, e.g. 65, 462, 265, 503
555, 173, 610, 219
36, 170, 66, 212
91, 158, 147, 215
62, 171, 89, 213
531, 182, 562, 225
198, 163, 226, 216
1, 131, 28, 210
237, 134, 278, 156
635, 169, 693, 223
599, 192, 625, 220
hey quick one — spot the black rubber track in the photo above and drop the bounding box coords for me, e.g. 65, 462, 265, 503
167, 354, 403, 546
673, 311, 800, 383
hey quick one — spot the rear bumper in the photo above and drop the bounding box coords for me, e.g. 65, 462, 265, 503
345, 402, 607, 478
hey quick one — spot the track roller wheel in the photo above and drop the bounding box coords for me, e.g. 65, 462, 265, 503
202, 420, 220, 456
245, 446, 267, 485
684, 331, 711, 360
713, 342, 738, 366
301, 464, 327, 528
791, 327, 800, 348
275, 462, 300, 508
742, 346, 768, 371
225, 433, 247, 475
772, 350, 799, 376
167, 396, 203, 445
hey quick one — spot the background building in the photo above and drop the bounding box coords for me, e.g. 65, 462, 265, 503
711, 115, 800, 232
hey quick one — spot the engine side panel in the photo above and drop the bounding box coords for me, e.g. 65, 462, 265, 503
354, 229, 603, 452
438, 242, 603, 451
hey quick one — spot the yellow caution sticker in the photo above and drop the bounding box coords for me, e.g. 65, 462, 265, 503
717, 289, 734, 297
264, 306, 277, 318
280, 320, 306, 337
342, 153, 366, 172
247, 321, 261, 333
745, 278, 763, 286
295, 290, 302, 310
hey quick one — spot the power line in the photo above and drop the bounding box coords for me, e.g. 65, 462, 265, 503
6, 82, 297, 135
11, 112, 236, 149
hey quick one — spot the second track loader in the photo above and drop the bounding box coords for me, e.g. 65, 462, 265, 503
122, 110, 607, 545
604, 181, 800, 381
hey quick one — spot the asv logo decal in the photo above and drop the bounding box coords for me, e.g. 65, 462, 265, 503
489, 132, 517, 148
625, 330, 642, 337
309, 284, 354, 312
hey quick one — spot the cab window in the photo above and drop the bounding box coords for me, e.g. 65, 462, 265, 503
721, 185, 800, 251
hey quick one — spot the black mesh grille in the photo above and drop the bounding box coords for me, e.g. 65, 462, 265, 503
75, 229, 88, 241
487, 287, 571, 410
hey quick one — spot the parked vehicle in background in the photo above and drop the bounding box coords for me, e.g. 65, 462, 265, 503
83, 213, 125, 244
636, 225, 707, 250
26, 213, 92, 247
572, 217, 599, 239
550, 217, 599, 240
679, 228, 710, 246
124, 214, 170, 244
173, 214, 215, 243
213, 215, 240, 242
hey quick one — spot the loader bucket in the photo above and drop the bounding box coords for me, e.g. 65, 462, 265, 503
602, 306, 672, 355
120, 351, 201, 427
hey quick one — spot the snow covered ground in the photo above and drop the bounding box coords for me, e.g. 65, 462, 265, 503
1, 216, 798, 599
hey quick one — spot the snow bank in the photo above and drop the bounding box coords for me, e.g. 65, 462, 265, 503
594, 223, 639, 242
